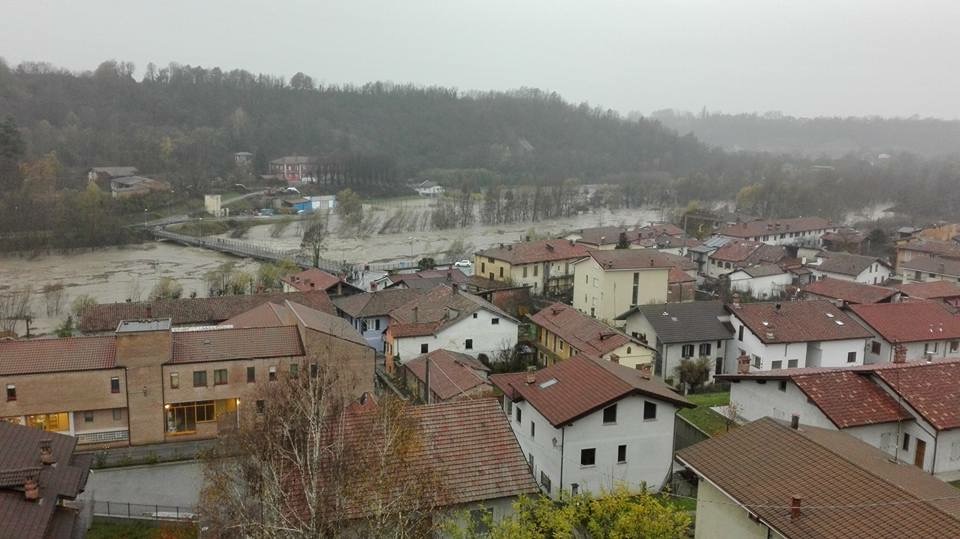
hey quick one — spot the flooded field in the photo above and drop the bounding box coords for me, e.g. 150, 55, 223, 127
0, 243, 260, 336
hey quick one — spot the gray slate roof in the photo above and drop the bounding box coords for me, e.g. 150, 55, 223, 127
814, 252, 889, 276
616, 301, 733, 344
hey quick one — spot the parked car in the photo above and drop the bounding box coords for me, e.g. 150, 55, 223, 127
453, 259, 472, 268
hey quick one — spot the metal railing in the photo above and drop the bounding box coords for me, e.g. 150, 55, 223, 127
92, 499, 197, 521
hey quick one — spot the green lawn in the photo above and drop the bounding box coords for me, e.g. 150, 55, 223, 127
678, 392, 735, 437
87, 520, 196, 539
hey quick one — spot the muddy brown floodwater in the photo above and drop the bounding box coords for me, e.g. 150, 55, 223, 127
0, 243, 260, 336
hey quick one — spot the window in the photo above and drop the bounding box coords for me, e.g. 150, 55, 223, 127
738, 325, 744, 341
84, 411, 94, 423
846, 351, 857, 363
617, 444, 627, 463
256, 400, 265, 414
585, 274, 589, 284
787, 359, 799, 368
952, 341, 959, 353
481, 262, 486, 274
166, 401, 215, 433
530, 421, 535, 437
590, 307, 595, 317
523, 266, 528, 278
871, 341, 882, 354
571, 483, 579, 496
6, 384, 15, 401
289, 364, 299, 379
580, 448, 596, 466
603, 404, 618, 424
112, 408, 122, 421
714, 357, 723, 375
310, 363, 319, 378
540, 472, 551, 494
170, 372, 179, 389
625, 346, 630, 354
533, 264, 538, 277
360, 320, 368, 332
699, 343, 711, 357
902, 433, 911, 451
110, 377, 120, 393
778, 380, 787, 392
214, 368, 228, 385
465, 338, 473, 350
375, 319, 381, 331
771, 360, 782, 370
420, 343, 429, 354
247, 366, 255, 383
528, 452, 534, 471
516, 407, 522, 424
506, 399, 513, 416
491, 318, 500, 325
499, 267, 504, 278
269, 366, 277, 381
643, 401, 657, 420
752, 355, 762, 369
681, 344, 695, 358
717, 340, 723, 349
193, 371, 207, 387
472, 312, 478, 319
593, 277, 598, 288
632, 272, 639, 306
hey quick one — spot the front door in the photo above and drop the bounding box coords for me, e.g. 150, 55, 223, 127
914, 439, 927, 469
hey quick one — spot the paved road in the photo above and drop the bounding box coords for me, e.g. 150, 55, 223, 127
81, 460, 204, 508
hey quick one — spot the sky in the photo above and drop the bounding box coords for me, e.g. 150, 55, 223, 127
2, 0, 958, 118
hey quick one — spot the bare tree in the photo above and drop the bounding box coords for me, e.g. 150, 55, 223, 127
0, 288, 33, 335
200, 367, 446, 538
301, 212, 329, 268
42, 283, 66, 317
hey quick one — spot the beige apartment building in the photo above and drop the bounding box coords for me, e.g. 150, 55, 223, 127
572, 250, 674, 322
473, 239, 590, 297
0, 301, 374, 448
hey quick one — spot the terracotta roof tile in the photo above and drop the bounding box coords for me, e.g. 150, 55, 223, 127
170, 326, 303, 363
901, 256, 960, 277
491, 356, 690, 427
528, 303, 641, 360
0, 336, 117, 376
390, 285, 514, 338
80, 290, 335, 332
477, 239, 590, 265
405, 350, 491, 401
334, 289, 425, 318
728, 300, 872, 344
898, 238, 960, 259
790, 371, 912, 428
676, 418, 960, 539
850, 301, 960, 343
896, 280, 960, 299
582, 249, 678, 271
814, 252, 890, 277
719, 217, 833, 239
873, 360, 960, 430
803, 278, 897, 305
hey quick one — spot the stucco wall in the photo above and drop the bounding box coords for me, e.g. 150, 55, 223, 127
573, 258, 668, 323
693, 480, 780, 539
394, 309, 518, 365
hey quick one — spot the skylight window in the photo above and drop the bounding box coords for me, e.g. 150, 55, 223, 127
835, 320, 845, 325
539, 379, 558, 389
826, 313, 835, 318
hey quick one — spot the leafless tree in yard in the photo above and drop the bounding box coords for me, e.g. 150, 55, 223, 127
0, 288, 33, 335
42, 283, 66, 316
200, 366, 447, 538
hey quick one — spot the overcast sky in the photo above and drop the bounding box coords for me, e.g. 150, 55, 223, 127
2, 0, 957, 118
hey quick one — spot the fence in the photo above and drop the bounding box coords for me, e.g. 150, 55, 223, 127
92, 499, 197, 521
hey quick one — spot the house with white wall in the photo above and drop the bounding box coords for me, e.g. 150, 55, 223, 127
722, 360, 960, 475
806, 251, 893, 284
705, 240, 786, 280
725, 263, 793, 299
802, 277, 898, 306
849, 301, 960, 364
384, 285, 518, 372
717, 216, 836, 247
490, 357, 691, 498
572, 250, 675, 322
616, 301, 732, 386
676, 418, 960, 539
333, 289, 424, 352
724, 300, 872, 373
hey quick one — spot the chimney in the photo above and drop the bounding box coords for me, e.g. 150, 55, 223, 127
24, 477, 39, 501
893, 344, 907, 364
737, 353, 751, 374
525, 366, 536, 385
790, 496, 802, 521
638, 363, 652, 380
39, 439, 55, 465
790, 414, 800, 430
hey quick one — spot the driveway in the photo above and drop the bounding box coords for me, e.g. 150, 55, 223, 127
81, 460, 204, 508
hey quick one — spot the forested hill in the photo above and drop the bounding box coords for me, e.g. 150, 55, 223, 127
0, 59, 717, 188
650, 110, 960, 158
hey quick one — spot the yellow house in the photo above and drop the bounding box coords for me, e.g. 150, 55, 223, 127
528, 302, 654, 369
473, 239, 590, 296
572, 250, 675, 323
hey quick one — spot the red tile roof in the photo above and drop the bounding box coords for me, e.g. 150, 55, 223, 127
898, 238, 960, 259
405, 349, 491, 401
582, 249, 678, 271
711, 240, 786, 265
528, 303, 641, 360
900, 255, 960, 277
802, 278, 897, 305
728, 300, 872, 344
390, 285, 513, 338
850, 301, 960, 343
668, 267, 695, 284
0, 422, 92, 539
477, 239, 590, 265
790, 371, 912, 428
491, 356, 690, 427
170, 326, 304, 363
896, 280, 960, 299
334, 289, 425, 318
676, 418, 960, 539
873, 360, 960, 430
0, 336, 117, 376
281, 268, 345, 292
813, 252, 890, 277
719, 216, 833, 239
80, 290, 335, 332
